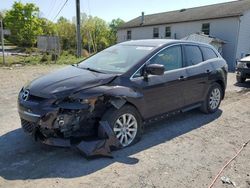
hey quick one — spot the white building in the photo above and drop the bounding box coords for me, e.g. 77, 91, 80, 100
117, 0, 250, 71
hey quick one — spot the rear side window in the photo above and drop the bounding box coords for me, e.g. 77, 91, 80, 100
200, 46, 218, 60
184, 45, 203, 66
149, 45, 183, 71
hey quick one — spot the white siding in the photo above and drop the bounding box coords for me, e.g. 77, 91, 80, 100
236, 10, 250, 60
117, 30, 127, 43
117, 17, 240, 70
209, 18, 239, 71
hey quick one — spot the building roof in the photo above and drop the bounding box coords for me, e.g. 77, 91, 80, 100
181, 33, 226, 44
119, 0, 250, 29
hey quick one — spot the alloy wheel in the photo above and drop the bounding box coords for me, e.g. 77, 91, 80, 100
113, 113, 138, 147
209, 88, 221, 110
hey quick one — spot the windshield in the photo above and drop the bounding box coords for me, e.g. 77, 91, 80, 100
78, 45, 154, 74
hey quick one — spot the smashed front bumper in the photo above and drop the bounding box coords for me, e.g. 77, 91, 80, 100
236, 67, 250, 78
18, 93, 120, 158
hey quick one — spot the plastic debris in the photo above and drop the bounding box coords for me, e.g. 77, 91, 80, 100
221, 176, 236, 187
76, 121, 121, 158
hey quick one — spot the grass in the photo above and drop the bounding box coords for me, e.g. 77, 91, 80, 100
0, 51, 85, 66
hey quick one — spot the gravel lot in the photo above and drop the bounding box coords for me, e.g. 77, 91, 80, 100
0, 65, 250, 188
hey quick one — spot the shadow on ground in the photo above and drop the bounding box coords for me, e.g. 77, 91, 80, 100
234, 80, 250, 89
0, 109, 222, 180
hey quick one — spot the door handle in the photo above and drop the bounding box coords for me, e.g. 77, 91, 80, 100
178, 76, 187, 81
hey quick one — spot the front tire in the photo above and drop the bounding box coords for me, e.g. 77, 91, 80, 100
101, 104, 143, 148
200, 83, 222, 114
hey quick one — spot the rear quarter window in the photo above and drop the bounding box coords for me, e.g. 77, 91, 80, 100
200, 46, 218, 61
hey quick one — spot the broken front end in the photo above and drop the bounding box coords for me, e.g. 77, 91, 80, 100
17, 87, 124, 157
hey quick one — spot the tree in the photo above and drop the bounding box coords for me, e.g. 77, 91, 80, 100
81, 17, 124, 53
4, 2, 43, 47
82, 16, 111, 53
56, 17, 76, 51
109, 18, 124, 45
72, 12, 88, 25
3, 1, 124, 54
0, 10, 6, 19
40, 18, 56, 35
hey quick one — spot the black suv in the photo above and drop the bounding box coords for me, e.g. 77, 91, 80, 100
236, 55, 250, 83
18, 40, 228, 148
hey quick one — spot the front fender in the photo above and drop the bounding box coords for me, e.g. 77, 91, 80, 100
72, 85, 143, 99
71, 86, 143, 109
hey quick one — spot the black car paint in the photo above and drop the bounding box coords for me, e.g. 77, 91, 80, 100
18, 39, 227, 148
25, 65, 117, 98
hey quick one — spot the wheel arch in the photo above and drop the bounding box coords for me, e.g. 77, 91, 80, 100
124, 100, 143, 119
109, 97, 144, 120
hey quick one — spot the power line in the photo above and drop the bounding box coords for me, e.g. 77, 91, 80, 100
47, 0, 57, 20
87, 0, 91, 15
52, 0, 69, 22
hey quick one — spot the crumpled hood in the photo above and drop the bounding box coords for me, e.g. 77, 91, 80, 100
26, 65, 116, 98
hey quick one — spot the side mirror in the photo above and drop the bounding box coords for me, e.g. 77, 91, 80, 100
145, 64, 165, 76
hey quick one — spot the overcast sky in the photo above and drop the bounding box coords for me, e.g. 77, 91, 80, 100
1, 0, 235, 22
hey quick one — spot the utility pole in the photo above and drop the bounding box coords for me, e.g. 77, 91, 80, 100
76, 0, 81, 57
0, 19, 5, 65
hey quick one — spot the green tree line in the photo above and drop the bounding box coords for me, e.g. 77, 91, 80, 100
1, 1, 124, 54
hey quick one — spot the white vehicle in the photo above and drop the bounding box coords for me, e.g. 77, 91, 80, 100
236, 56, 250, 83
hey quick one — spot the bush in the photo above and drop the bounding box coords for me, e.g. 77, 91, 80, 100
40, 54, 49, 62
51, 53, 58, 61
82, 49, 89, 57
25, 47, 39, 54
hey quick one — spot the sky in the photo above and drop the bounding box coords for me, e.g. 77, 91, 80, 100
1, 0, 236, 23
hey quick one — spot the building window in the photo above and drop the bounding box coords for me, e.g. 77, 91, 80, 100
127, 30, 131, 40
153, 28, 159, 38
165, 26, 171, 38
202, 23, 210, 35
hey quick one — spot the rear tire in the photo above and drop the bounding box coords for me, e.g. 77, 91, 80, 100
200, 83, 222, 114
236, 75, 246, 83
101, 104, 143, 148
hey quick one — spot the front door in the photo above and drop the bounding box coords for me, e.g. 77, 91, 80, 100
131, 45, 187, 119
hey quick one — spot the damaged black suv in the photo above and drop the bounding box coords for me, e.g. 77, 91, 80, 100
18, 39, 228, 149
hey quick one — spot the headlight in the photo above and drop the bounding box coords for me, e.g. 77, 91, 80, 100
237, 61, 248, 68
54, 97, 97, 107
79, 98, 97, 105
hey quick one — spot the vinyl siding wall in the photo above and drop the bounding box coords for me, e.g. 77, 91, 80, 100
117, 17, 240, 70
236, 10, 250, 61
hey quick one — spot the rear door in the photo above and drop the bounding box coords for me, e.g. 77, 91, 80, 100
131, 45, 187, 119
182, 45, 214, 106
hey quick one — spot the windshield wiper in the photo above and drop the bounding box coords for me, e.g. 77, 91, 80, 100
80, 67, 106, 74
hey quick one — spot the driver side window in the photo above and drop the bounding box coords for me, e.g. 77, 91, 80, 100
149, 45, 183, 71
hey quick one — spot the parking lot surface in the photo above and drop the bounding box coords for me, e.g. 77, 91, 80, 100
0, 65, 249, 188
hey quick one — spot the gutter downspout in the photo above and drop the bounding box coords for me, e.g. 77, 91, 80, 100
234, 15, 241, 72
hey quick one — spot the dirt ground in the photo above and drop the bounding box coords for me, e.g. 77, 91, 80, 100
0, 65, 249, 188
